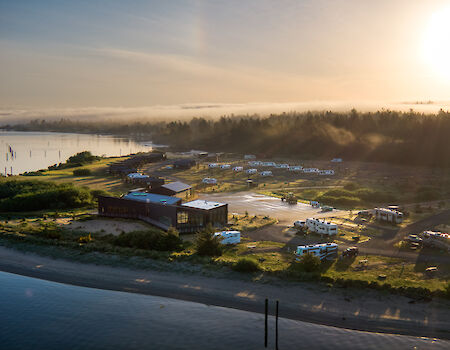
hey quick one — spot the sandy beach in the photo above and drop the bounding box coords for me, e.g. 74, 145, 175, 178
0, 245, 448, 340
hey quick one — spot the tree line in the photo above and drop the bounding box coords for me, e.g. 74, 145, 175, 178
5, 109, 450, 167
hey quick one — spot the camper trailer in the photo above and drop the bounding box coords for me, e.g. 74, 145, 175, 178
208, 163, 219, 168
246, 168, 258, 174
295, 243, 338, 260
248, 161, 262, 166
262, 162, 276, 167
289, 166, 303, 172
220, 164, 231, 169
319, 170, 335, 175
303, 168, 319, 174
331, 158, 343, 163
214, 231, 241, 244
233, 166, 244, 172
261, 171, 273, 177
374, 207, 403, 224
244, 154, 256, 160
305, 218, 338, 235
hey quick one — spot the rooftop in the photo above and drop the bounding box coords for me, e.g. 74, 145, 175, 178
161, 181, 192, 193
123, 192, 181, 205
182, 199, 226, 210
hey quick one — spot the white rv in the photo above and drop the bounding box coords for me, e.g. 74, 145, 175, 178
246, 168, 258, 174
289, 166, 303, 172
208, 163, 219, 168
233, 166, 244, 172
331, 158, 343, 163
295, 243, 338, 260
374, 207, 403, 224
244, 154, 256, 160
261, 171, 273, 177
214, 231, 241, 244
303, 168, 319, 174
319, 170, 335, 175
248, 161, 262, 166
262, 162, 276, 167
202, 177, 218, 185
305, 218, 338, 235
220, 164, 231, 169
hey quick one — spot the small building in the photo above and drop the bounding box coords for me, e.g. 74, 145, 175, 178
303, 168, 319, 173
262, 162, 276, 167
173, 159, 196, 169
150, 181, 192, 198
374, 207, 403, 224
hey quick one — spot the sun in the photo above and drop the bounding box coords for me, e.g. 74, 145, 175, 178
423, 6, 450, 79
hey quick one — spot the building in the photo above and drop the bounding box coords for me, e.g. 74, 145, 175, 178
150, 181, 192, 198
374, 207, 403, 224
109, 152, 166, 175
173, 159, 196, 169
98, 195, 227, 233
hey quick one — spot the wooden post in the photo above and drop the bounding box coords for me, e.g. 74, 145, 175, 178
265, 298, 268, 348
275, 300, 279, 350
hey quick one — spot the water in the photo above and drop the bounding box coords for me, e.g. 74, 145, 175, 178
0, 131, 155, 175
0, 271, 447, 350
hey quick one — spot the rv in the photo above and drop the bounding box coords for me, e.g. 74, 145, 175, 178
248, 161, 262, 166
233, 166, 244, 172
295, 243, 338, 260
208, 163, 219, 168
244, 154, 256, 160
289, 166, 303, 172
220, 164, 231, 169
420, 231, 450, 251
305, 218, 338, 235
202, 177, 218, 185
261, 171, 273, 177
374, 207, 403, 224
262, 162, 276, 167
214, 231, 241, 244
319, 170, 335, 175
246, 168, 258, 174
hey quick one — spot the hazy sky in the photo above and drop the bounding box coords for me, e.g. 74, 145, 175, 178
1, 0, 450, 109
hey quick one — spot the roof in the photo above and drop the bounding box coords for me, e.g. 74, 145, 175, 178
161, 181, 192, 193
182, 199, 226, 210
123, 192, 181, 205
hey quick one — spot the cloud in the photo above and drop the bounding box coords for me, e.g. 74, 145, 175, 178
1, 101, 449, 125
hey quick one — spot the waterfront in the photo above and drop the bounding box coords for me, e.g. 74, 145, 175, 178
0, 131, 154, 175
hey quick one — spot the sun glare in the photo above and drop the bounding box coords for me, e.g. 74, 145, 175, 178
423, 6, 450, 80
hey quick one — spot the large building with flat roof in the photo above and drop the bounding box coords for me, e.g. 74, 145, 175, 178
98, 194, 227, 233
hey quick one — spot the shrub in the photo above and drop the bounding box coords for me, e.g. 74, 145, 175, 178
232, 258, 261, 273
112, 228, 182, 252
295, 253, 321, 272
195, 224, 222, 256
73, 168, 91, 176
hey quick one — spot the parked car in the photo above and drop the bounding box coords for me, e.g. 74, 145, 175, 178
342, 247, 359, 258
407, 234, 422, 243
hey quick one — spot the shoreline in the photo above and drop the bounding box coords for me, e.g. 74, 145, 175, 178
0, 245, 449, 340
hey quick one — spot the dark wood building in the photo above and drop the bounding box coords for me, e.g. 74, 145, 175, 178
98, 194, 227, 233
149, 181, 192, 198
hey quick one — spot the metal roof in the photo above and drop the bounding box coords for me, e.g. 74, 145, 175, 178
123, 192, 181, 205
182, 199, 226, 210
161, 181, 192, 193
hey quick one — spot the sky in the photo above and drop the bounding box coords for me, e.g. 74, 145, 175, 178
1, 0, 450, 114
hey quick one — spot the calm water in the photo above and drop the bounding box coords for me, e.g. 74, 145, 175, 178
0, 271, 447, 350
0, 131, 155, 175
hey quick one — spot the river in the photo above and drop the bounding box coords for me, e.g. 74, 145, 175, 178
0, 271, 447, 350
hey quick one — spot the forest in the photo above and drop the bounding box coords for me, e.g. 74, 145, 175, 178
6, 109, 450, 167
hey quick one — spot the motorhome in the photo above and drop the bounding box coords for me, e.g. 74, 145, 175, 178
303, 168, 319, 173
214, 231, 241, 244
319, 170, 335, 175
295, 243, 338, 260
202, 177, 217, 185
420, 231, 450, 251
248, 161, 262, 166
233, 166, 243, 172
331, 158, 343, 163
262, 162, 276, 167
289, 166, 303, 172
220, 164, 231, 169
261, 171, 273, 177
246, 168, 258, 174
305, 218, 338, 235
208, 163, 219, 168
244, 154, 256, 160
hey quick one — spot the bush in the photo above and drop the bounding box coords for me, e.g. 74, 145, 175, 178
73, 168, 91, 176
195, 224, 222, 256
232, 258, 261, 273
112, 228, 182, 251
295, 253, 321, 272
0, 180, 95, 212
316, 194, 361, 208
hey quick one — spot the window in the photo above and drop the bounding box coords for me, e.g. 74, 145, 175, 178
177, 211, 189, 224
